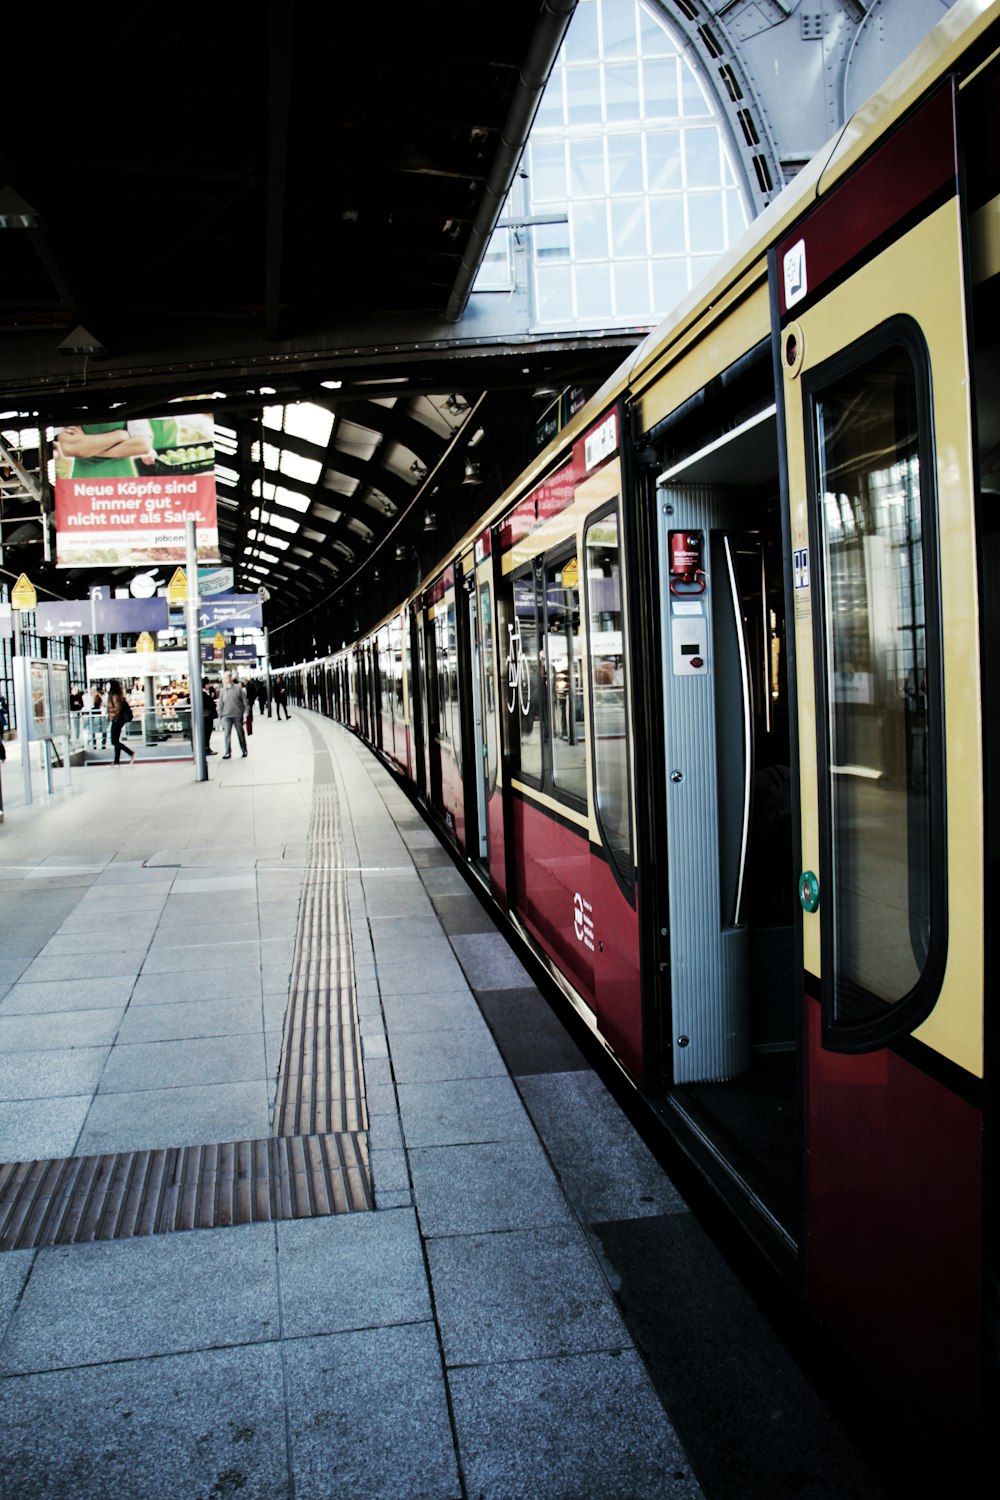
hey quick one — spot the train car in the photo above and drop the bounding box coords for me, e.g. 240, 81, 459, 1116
281, 0, 1000, 1463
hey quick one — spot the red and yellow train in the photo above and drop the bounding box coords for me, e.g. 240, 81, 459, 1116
278, 0, 1000, 1460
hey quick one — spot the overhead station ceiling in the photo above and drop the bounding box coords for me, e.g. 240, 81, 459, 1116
0, 0, 633, 652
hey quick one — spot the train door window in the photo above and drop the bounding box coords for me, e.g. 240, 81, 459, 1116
510, 567, 544, 781
808, 326, 945, 1039
543, 551, 586, 805
479, 579, 498, 795
585, 505, 634, 896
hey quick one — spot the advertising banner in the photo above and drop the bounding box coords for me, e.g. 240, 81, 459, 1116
54, 413, 219, 568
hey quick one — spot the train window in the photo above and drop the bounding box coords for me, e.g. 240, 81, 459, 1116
434, 601, 461, 770
510, 568, 543, 782
809, 324, 945, 1041
544, 552, 587, 805
479, 580, 498, 795
585, 506, 634, 897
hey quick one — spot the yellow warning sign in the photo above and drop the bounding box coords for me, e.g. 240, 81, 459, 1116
11, 573, 37, 610
167, 568, 187, 606
561, 557, 579, 589
213, 632, 226, 650
136, 632, 155, 653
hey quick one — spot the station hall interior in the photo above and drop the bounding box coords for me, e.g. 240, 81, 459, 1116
0, 3, 992, 1498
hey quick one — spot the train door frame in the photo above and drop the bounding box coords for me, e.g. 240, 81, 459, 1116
635, 330, 801, 1251
773, 78, 984, 1439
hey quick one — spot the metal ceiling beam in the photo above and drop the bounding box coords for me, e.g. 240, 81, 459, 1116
265, 0, 294, 341
445, 0, 577, 323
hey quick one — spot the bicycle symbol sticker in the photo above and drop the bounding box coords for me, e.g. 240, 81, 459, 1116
507, 618, 531, 716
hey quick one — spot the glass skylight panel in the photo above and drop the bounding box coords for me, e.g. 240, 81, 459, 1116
279, 450, 322, 485
215, 425, 238, 454
255, 549, 279, 564
323, 472, 360, 497
259, 509, 300, 534
215, 464, 239, 486
260, 533, 290, 550
274, 485, 311, 512
262, 405, 284, 431
336, 421, 381, 461
283, 402, 334, 448
251, 478, 277, 501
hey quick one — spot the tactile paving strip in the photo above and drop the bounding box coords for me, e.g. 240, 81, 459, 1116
0, 1133, 372, 1250
0, 738, 374, 1250
272, 784, 368, 1138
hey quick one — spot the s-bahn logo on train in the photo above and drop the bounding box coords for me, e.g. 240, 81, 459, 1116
506, 615, 531, 716
573, 891, 595, 952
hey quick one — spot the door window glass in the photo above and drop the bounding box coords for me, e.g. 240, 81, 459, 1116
479, 580, 498, 795
586, 508, 634, 892
812, 336, 942, 1032
510, 570, 543, 780
545, 555, 587, 803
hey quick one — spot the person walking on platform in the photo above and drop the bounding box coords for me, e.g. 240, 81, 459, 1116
88, 684, 107, 748
202, 680, 218, 755
217, 673, 249, 759
275, 682, 290, 720
106, 679, 136, 765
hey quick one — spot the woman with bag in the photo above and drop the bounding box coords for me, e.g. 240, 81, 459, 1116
106, 679, 137, 765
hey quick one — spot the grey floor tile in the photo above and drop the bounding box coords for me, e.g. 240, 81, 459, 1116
0, 1046, 109, 1102
172, 873, 257, 894
0, 976, 135, 1015
140, 940, 261, 975
428, 1224, 628, 1367
517, 1072, 688, 1222
409, 1139, 574, 1238
396, 1075, 535, 1148
116, 996, 264, 1044
75, 1080, 272, 1156
0, 1342, 289, 1500
450, 931, 532, 990
130, 969, 262, 1005
277, 1208, 431, 1338
0, 1008, 123, 1052
0, 1249, 35, 1342
97, 1033, 267, 1093
379, 990, 481, 1035
284, 1323, 460, 1500
93, 867, 178, 887
389, 1024, 504, 1084
449, 1350, 703, 1500
0, 1096, 92, 1164
21, 954, 140, 985
0, 1222, 280, 1373
476, 987, 591, 1076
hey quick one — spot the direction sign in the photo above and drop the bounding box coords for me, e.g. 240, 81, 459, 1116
35, 595, 168, 637
11, 573, 36, 610
167, 568, 187, 606
36, 602, 93, 636
92, 597, 169, 634
197, 593, 263, 630
227, 643, 259, 662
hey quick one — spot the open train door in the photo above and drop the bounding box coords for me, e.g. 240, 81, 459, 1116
775, 80, 984, 1442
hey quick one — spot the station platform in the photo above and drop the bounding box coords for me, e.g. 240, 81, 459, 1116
0, 710, 889, 1499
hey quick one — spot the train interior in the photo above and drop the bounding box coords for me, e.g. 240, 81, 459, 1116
650, 367, 800, 1241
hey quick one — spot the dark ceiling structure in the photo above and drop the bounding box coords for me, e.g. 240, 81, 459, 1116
0, 0, 639, 660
